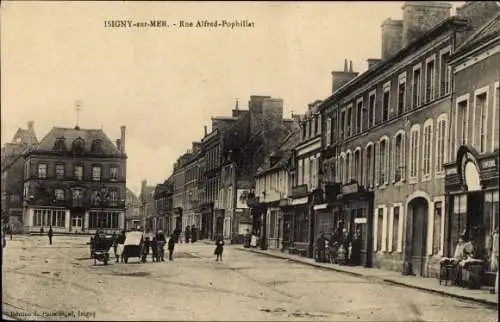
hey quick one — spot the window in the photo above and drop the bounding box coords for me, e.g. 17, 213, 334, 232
457, 98, 469, 148
72, 138, 85, 154
368, 92, 376, 127
365, 144, 374, 188
38, 164, 47, 178
302, 124, 306, 140
314, 116, 319, 135
392, 206, 400, 252
74, 165, 83, 180
435, 114, 448, 175
398, 77, 406, 115
412, 66, 422, 108
475, 91, 488, 154
354, 149, 362, 183
425, 58, 436, 103
33, 209, 65, 228
90, 140, 102, 153
422, 120, 433, 179
393, 132, 405, 183
330, 115, 336, 143
356, 99, 363, 133
54, 189, 65, 200
308, 119, 312, 137
110, 189, 118, 206
72, 189, 83, 201
92, 166, 101, 181
55, 164, 65, 179
345, 152, 351, 183
377, 208, 383, 251
54, 138, 66, 152
378, 138, 389, 186
340, 109, 346, 138
338, 155, 345, 184
440, 50, 451, 96
110, 167, 118, 180
433, 201, 443, 255
89, 211, 120, 229
409, 125, 421, 181
326, 116, 331, 146
347, 106, 353, 136
494, 83, 500, 151
382, 83, 390, 122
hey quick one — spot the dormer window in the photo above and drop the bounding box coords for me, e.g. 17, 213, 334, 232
53, 138, 66, 152
90, 140, 102, 153
72, 138, 85, 155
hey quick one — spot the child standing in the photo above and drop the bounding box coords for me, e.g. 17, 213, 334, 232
214, 235, 225, 262
141, 237, 151, 263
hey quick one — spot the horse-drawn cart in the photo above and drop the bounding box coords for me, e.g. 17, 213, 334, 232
90, 233, 114, 265
122, 231, 144, 264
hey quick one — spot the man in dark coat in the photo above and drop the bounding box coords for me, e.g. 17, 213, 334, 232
316, 231, 327, 263
214, 235, 225, 262
48, 226, 53, 245
185, 226, 191, 243
156, 230, 166, 261
167, 235, 176, 261
173, 227, 181, 243
191, 225, 197, 243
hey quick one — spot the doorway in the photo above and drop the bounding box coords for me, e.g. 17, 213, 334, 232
408, 197, 429, 276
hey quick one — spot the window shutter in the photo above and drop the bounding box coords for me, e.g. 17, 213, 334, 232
385, 139, 390, 185
326, 117, 331, 146
375, 142, 380, 186
401, 133, 406, 181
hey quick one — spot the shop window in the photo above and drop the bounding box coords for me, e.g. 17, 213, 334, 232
450, 195, 467, 256
377, 208, 383, 251
433, 201, 442, 255
485, 191, 499, 272
392, 206, 400, 252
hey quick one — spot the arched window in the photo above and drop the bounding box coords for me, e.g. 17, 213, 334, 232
377, 136, 390, 186
53, 138, 66, 152
339, 153, 346, 184
365, 142, 375, 188
354, 148, 362, 183
90, 140, 102, 153
422, 119, 434, 181
72, 138, 85, 155
345, 150, 352, 183
393, 130, 406, 183
409, 124, 421, 182
435, 114, 448, 177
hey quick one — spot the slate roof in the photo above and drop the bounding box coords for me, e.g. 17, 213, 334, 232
35, 127, 120, 154
12, 128, 38, 146
256, 129, 300, 177
455, 12, 500, 55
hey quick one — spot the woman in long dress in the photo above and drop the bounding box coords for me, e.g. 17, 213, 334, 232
214, 235, 225, 262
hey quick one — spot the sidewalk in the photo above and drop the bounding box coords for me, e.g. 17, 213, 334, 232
236, 246, 498, 308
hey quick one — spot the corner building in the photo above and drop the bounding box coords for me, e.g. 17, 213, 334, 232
320, 2, 498, 276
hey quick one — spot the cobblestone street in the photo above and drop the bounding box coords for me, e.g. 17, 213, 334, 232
2, 236, 498, 321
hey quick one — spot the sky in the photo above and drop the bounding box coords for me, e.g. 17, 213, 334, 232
1, 1, 464, 196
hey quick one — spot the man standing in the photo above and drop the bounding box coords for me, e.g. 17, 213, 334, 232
167, 234, 176, 261
316, 232, 326, 263
185, 226, 191, 243
48, 226, 53, 245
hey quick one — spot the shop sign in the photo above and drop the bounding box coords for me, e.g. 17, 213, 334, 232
445, 167, 457, 175
354, 217, 367, 224
291, 197, 308, 206
481, 159, 496, 169
313, 203, 328, 211
342, 183, 359, 195
292, 185, 308, 196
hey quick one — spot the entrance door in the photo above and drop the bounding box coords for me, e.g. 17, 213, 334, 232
72, 216, 82, 232
215, 216, 224, 238
409, 197, 428, 276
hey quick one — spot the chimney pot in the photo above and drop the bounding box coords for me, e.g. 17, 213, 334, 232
27, 121, 34, 130
204, 126, 208, 136
349, 60, 353, 72
344, 59, 348, 72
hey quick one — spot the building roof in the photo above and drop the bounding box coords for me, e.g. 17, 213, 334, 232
12, 128, 38, 146
34, 127, 120, 154
453, 12, 500, 58
256, 129, 300, 177
126, 188, 140, 203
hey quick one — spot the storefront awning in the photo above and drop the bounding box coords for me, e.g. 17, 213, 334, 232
290, 197, 308, 206
313, 203, 328, 210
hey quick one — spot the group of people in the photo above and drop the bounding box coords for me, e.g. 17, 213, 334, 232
172, 225, 199, 244
316, 228, 362, 266
140, 230, 176, 263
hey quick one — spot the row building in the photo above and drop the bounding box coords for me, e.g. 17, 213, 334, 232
251, 1, 499, 287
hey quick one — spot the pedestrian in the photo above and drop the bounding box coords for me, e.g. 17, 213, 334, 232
116, 230, 126, 263
316, 231, 326, 263
112, 231, 118, 261
151, 236, 158, 262
167, 234, 175, 261
191, 225, 197, 243
141, 236, 150, 263
48, 226, 53, 245
9, 225, 13, 240
185, 226, 191, 243
157, 230, 166, 261
214, 235, 225, 262
173, 227, 181, 244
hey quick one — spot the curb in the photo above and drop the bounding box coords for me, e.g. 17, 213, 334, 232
237, 247, 498, 308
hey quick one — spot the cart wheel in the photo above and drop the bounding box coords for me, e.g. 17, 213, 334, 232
104, 257, 108, 265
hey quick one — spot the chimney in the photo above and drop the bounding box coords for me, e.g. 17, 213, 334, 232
204, 125, 208, 136
367, 58, 382, 69
27, 121, 34, 131
331, 59, 359, 94
402, 2, 452, 48
456, 2, 500, 35
116, 139, 121, 151
381, 18, 403, 60
141, 180, 147, 194
120, 125, 126, 153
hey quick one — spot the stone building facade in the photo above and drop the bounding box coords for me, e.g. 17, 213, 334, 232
23, 125, 127, 233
